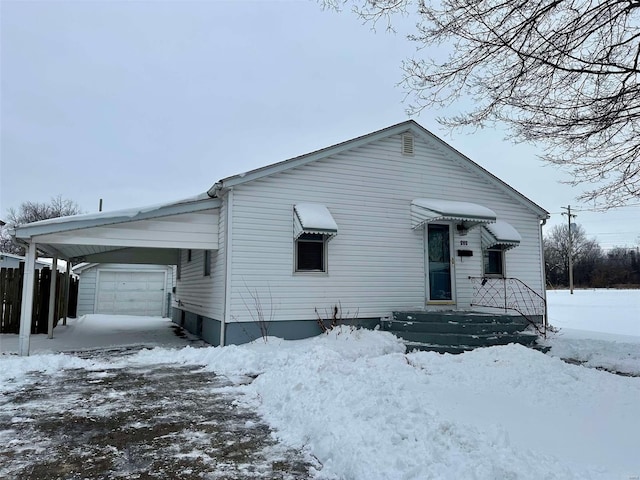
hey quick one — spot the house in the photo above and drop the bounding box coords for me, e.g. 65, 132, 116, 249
0, 252, 70, 272
1, 252, 36, 269
72, 263, 175, 317
11, 120, 549, 355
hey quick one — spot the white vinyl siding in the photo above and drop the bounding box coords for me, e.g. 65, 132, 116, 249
226, 133, 545, 322
174, 198, 226, 321
76, 268, 98, 316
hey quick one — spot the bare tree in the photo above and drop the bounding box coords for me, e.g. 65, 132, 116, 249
0, 195, 82, 255
323, 0, 640, 207
544, 223, 601, 286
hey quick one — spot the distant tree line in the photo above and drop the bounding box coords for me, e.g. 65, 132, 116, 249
544, 224, 640, 289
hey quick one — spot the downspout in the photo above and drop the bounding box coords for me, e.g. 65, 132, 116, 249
221, 187, 234, 347
539, 218, 548, 331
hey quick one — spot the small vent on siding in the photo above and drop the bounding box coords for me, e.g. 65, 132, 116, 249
402, 133, 414, 156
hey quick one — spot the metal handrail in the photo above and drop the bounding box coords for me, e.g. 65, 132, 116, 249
468, 276, 547, 336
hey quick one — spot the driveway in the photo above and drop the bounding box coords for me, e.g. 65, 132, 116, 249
0, 349, 315, 479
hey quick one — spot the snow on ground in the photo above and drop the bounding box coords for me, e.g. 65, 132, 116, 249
0, 314, 199, 355
544, 289, 640, 376
1, 292, 639, 479
121, 329, 640, 480
546, 289, 639, 337
0, 315, 202, 390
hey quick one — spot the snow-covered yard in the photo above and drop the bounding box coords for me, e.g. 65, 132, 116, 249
544, 289, 640, 376
1, 289, 639, 479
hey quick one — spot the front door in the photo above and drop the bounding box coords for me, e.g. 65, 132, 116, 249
426, 224, 454, 302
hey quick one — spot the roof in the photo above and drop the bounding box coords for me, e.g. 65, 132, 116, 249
12, 193, 217, 239
10, 120, 548, 263
0, 252, 26, 261
0, 252, 71, 272
208, 120, 549, 219
11, 194, 221, 262
0, 252, 49, 264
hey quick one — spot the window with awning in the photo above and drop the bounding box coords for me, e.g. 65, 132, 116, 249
293, 203, 338, 239
410, 199, 497, 230
293, 204, 338, 273
481, 220, 522, 250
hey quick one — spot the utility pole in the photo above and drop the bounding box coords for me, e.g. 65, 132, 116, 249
561, 205, 577, 294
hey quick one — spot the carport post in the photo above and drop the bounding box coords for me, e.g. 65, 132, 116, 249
62, 266, 70, 326
47, 256, 58, 339
18, 242, 37, 356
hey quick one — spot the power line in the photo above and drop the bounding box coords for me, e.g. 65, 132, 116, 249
547, 202, 640, 215
572, 203, 640, 213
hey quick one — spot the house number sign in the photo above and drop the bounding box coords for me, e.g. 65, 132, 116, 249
460, 240, 468, 246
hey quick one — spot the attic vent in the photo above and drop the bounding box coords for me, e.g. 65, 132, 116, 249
401, 133, 414, 156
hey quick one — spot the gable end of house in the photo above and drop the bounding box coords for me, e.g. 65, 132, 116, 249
207, 121, 549, 219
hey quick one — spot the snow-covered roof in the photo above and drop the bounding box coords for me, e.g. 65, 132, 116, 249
12, 193, 213, 232
12, 193, 219, 241
11, 193, 221, 262
293, 203, 338, 239
481, 220, 522, 250
410, 199, 497, 230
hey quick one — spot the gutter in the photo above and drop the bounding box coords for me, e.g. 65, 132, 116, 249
207, 181, 223, 198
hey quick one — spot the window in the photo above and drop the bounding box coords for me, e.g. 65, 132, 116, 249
203, 250, 211, 276
483, 248, 504, 276
295, 233, 327, 272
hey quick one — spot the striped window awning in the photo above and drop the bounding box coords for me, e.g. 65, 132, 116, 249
410, 198, 497, 230
293, 203, 338, 239
481, 220, 522, 250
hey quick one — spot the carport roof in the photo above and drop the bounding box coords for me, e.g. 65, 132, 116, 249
13, 193, 215, 237
11, 193, 221, 263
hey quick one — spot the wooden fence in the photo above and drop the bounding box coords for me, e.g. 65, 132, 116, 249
0, 266, 79, 334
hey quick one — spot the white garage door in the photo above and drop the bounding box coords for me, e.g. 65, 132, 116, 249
96, 270, 166, 316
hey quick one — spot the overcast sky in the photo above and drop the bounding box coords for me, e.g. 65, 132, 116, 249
1, 0, 638, 249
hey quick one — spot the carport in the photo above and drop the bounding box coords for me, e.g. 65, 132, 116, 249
10, 194, 220, 356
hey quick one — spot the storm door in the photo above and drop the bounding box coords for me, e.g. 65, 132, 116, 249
426, 224, 454, 302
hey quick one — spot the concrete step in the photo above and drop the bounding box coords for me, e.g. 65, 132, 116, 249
393, 311, 529, 326
404, 343, 474, 354
383, 319, 524, 335
390, 331, 539, 348
404, 340, 548, 355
